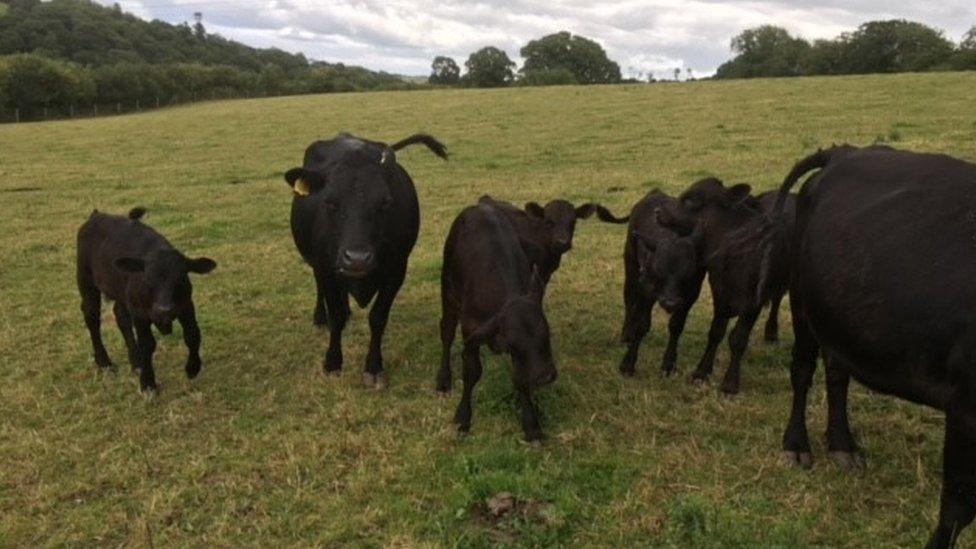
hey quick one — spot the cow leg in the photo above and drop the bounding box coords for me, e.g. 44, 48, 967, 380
619, 292, 653, 377
436, 289, 458, 395
363, 271, 405, 389
719, 308, 761, 395
782, 296, 819, 468
312, 270, 329, 328
764, 289, 785, 343
454, 344, 483, 434
113, 302, 140, 372
133, 318, 158, 395
824, 354, 864, 469
179, 304, 202, 380
79, 282, 113, 371
691, 309, 729, 384
927, 408, 976, 549
517, 386, 544, 443
660, 303, 691, 377
322, 286, 349, 376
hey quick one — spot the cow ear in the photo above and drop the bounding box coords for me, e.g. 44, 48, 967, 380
114, 257, 145, 273
524, 202, 545, 218
285, 168, 324, 197
632, 231, 657, 252
575, 203, 597, 219
186, 257, 217, 275
724, 183, 752, 206
465, 315, 501, 346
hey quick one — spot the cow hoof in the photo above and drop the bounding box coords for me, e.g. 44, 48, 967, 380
363, 372, 387, 389
782, 450, 813, 469
690, 375, 708, 386
141, 387, 158, 400
456, 428, 471, 438
185, 363, 201, 380
99, 362, 118, 374
719, 389, 738, 400
523, 439, 543, 448
829, 451, 866, 470
436, 390, 451, 399
324, 369, 342, 378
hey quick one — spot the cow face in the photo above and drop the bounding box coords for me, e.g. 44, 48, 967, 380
676, 177, 752, 217
114, 250, 216, 331
525, 200, 596, 254
285, 149, 396, 278
633, 230, 699, 313
466, 275, 557, 388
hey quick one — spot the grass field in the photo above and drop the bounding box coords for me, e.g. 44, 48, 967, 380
2, 72, 976, 547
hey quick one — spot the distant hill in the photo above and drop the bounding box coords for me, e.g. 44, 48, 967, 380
0, 0, 421, 120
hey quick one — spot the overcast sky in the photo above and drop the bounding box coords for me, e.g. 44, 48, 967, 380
104, 0, 976, 78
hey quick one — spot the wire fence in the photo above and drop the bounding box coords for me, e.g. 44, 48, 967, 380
0, 89, 271, 124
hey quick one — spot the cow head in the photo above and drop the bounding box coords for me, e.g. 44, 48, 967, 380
632, 222, 702, 313
114, 251, 216, 332
285, 147, 397, 279
465, 271, 557, 388
675, 177, 753, 216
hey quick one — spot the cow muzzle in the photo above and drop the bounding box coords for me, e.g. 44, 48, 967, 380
338, 249, 375, 278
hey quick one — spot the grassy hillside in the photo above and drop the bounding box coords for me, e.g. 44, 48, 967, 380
2, 72, 976, 547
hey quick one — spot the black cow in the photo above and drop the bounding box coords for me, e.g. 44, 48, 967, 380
658, 179, 796, 394
773, 145, 976, 548
284, 133, 447, 388
619, 190, 706, 378
436, 204, 558, 443
76, 208, 217, 395
478, 195, 628, 284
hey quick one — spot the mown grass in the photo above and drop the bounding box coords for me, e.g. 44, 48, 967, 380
2, 72, 976, 547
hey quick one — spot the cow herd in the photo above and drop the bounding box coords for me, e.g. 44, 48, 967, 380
75, 133, 976, 548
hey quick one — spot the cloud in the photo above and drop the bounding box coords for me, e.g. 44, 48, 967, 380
103, 0, 976, 77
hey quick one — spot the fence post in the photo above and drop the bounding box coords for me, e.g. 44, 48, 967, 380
14, 108, 19, 123
136, 99, 140, 110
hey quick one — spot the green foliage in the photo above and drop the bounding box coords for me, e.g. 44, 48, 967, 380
519, 31, 621, 84
963, 26, 976, 50
517, 68, 579, 87
0, 52, 94, 109
463, 46, 516, 88
0, 0, 413, 116
429, 55, 460, 86
716, 19, 966, 79
715, 25, 810, 78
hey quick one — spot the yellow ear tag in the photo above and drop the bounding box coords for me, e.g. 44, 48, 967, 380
294, 177, 310, 197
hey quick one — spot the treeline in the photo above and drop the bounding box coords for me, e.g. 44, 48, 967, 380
428, 31, 627, 88
716, 21, 976, 79
0, 0, 414, 119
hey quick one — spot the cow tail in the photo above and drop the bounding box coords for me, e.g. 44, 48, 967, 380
595, 205, 630, 224
390, 134, 449, 160
773, 147, 844, 217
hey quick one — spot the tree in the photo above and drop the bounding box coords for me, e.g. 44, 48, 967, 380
0, 53, 95, 110
839, 20, 954, 73
950, 25, 976, 69
715, 25, 810, 78
519, 31, 621, 84
463, 46, 515, 88
428, 55, 460, 85
517, 67, 577, 87
673, 67, 680, 81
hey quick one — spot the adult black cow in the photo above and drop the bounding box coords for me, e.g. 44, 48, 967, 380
77, 207, 217, 395
619, 189, 706, 378
437, 203, 558, 442
773, 145, 976, 548
478, 195, 628, 285
658, 179, 796, 394
283, 133, 447, 388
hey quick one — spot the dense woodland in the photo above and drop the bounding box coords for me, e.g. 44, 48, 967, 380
0, 0, 413, 120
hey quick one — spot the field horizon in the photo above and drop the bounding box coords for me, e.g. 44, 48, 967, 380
2, 71, 976, 547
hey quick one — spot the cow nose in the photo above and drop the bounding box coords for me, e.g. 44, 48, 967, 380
340, 249, 375, 274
